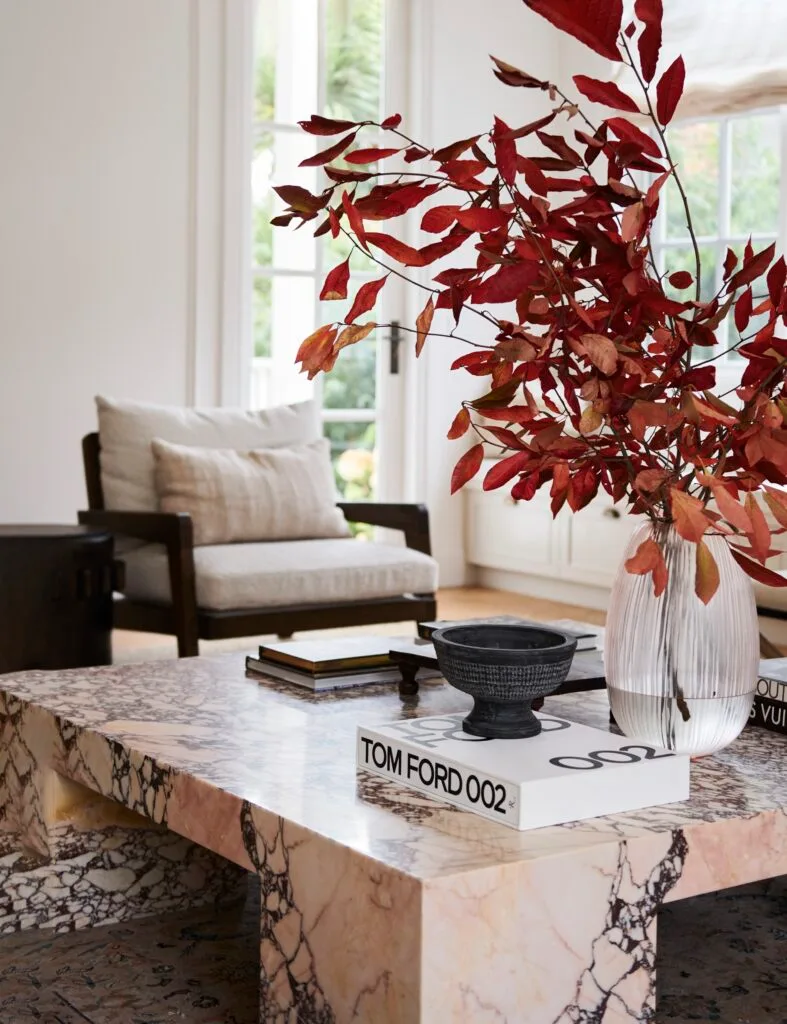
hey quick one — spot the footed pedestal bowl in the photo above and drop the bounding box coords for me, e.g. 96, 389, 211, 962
431, 623, 578, 739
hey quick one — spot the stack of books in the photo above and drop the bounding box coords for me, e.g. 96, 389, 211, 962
750, 659, 787, 735
245, 636, 439, 692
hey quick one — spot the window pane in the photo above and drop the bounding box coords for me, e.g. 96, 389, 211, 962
263, 275, 317, 405
318, 296, 379, 410
730, 113, 780, 236
325, 0, 384, 122
325, 420, 377, 501
662, 245, 718, 304
252, 131, 318, 271
665, 122, 719, 238
255, 0, 319, 125
253, 276, 272, 358
253, 4, 276, 122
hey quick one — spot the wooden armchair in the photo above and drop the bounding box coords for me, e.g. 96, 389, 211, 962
79, 433, 437, 657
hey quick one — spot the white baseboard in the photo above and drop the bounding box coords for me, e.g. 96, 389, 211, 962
472, 567, 612, 612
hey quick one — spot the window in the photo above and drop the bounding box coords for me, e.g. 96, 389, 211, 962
651, 109, 783, 387
251, 0, 386, 500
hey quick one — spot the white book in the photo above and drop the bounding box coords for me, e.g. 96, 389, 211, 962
357, 712, 689, 831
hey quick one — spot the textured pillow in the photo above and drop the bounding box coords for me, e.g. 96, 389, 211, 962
97, 396, 320, 511
151, 437, 351, 546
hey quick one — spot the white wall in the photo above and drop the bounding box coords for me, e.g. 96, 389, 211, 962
0, 0, 231, 522
404, 0, 566, 586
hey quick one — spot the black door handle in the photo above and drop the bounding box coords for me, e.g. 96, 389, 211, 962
389, 320, 402, 375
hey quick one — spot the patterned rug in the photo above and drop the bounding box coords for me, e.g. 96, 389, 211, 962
0, 875, 784, 1023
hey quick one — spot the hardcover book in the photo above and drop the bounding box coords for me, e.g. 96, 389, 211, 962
750, 659, 787, 735
258, 636, 396, 673
246, 655, 440, 692
357, 712, 689, 831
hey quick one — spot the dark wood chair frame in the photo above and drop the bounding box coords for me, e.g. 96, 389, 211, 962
79, 433, 437, 658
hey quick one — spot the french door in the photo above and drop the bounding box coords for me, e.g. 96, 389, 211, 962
250, 0, 409, 502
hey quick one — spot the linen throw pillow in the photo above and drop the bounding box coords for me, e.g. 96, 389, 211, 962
151, 437, 351, 546
96, 396, 320, 512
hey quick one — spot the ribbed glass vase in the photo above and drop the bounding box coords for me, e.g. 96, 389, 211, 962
606, 522, 758, 756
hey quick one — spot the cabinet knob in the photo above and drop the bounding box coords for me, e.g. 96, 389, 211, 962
604, 507, 621, 519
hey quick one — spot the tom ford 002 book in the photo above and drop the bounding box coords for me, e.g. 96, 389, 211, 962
357, 712, 690, 831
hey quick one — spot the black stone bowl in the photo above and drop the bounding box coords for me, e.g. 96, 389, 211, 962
431, 623, 577, 739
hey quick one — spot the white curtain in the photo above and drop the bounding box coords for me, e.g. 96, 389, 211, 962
619, 0, 787, 118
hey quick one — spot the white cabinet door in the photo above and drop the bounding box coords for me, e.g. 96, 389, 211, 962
565, 500, 640, 587
465, 486, 563, 577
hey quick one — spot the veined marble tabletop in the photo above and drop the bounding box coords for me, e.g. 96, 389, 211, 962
1, 653, 785, 1023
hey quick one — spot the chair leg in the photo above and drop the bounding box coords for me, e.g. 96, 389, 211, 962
166, 533, 200, 658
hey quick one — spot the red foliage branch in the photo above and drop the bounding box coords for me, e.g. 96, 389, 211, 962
273, 0, 787, 604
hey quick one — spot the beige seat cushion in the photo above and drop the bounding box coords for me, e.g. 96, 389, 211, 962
121, 539, 438, 611
151, 437, 350, 545
97, 395, 320, 511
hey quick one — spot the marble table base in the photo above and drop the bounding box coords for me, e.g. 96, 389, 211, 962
2, 658, 786, 1023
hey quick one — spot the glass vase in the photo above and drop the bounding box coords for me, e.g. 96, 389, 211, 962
606, 521, 758, 756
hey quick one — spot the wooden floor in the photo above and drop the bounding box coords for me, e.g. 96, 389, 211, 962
112, 586, 607, 663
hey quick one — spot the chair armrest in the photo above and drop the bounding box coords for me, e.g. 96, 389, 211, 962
337, 502, 432, 556
78, 510, 194, 549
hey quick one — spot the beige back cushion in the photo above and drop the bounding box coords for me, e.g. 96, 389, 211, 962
96, 396, 320, 511
151, 437, 351, 546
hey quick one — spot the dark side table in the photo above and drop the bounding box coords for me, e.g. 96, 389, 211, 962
0, 525, 118, 673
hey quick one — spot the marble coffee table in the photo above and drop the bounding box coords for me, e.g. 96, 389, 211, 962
1, 654, 785, 1023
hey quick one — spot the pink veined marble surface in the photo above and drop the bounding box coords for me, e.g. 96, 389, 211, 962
1, 652, 785, 1023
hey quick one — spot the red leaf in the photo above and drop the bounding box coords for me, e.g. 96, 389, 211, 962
723, 247, 739, 280
668, 270, 693, 289
634, 468, 668, 493
734, 287, 753, 333
519, 157, 549, 196
455, 207, 509, 232
381, 113, 402, 129
727, 242, 776, 292
634, 0, 663, 82
524, 0, 623, 62
745, 492, 771, 562
421, 205, 460, 234
695, 539, 720, 605
471, 262, 540, 303
341, 190, 368, 249
765, 254, 781, 303
573, 75, 639, 112
415, 296, 435, 357
730, 546, 787, 586
620, 200, 646, 242
490, 55, 548, 89
447, 408, 471, 440
346, 275, 387, 323
625, 537, 668, 596
670, 488, 710, 543
767, 256, 787, 306
441, 158, 487, 184
764, 487, 787, 529
483, 452, 531, 491
580, 333, 618, 375
365, 232, 427, 267
700, 478, 752, 535
433, 135, 482, 162
492, 116, 517, 185
296, 324, 337, 378
450, 444, 484, 494
319, 258, 350, 301
345, 146, 402, 165
298, 114, 358, 136
605, 117, 662, 159
655, 56, 685, 125
300, 131, 357, 167
324, 166, 373, 183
